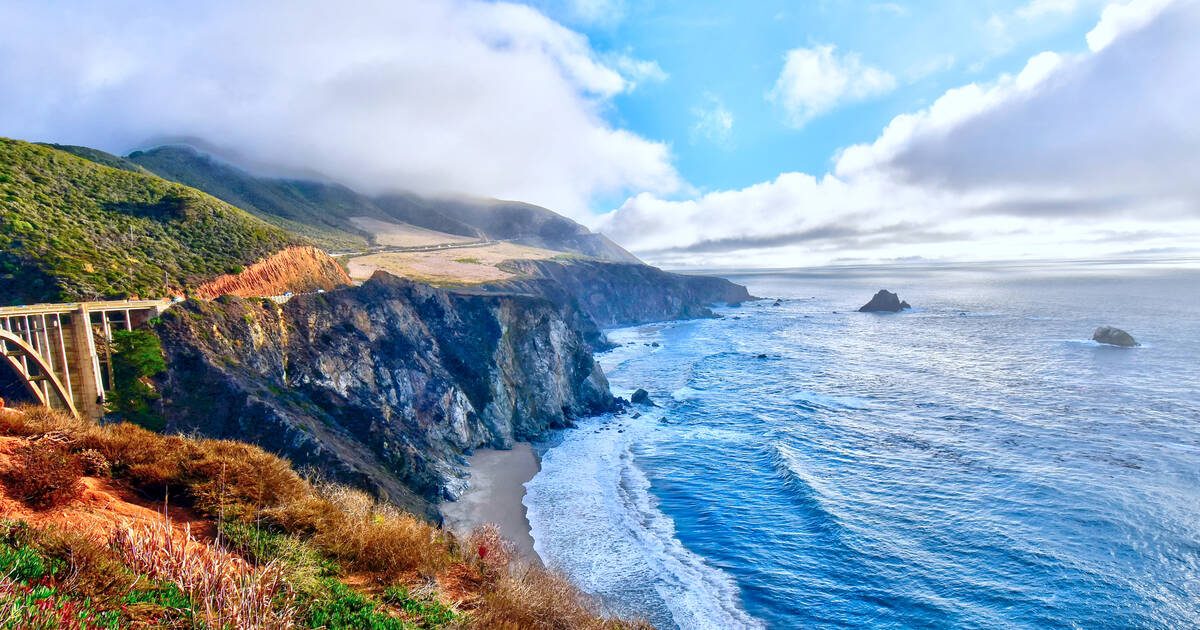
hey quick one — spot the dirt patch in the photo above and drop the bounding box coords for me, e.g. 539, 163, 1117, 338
0, 435, 214, 543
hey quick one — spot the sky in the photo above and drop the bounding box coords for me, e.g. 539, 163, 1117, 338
0, 0, 1197, 267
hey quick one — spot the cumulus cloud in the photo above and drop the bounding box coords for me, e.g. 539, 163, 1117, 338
768, 45, 896, 129
597, 0, 1200, 267
0, 0, 678, 221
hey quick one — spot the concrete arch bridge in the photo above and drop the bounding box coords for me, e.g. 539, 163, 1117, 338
0, 300, 171, 419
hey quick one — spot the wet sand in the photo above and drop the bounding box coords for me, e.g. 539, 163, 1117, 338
441, 443, 541, 564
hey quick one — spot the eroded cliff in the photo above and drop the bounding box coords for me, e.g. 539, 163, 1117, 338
496, 259, 754, 329
193, 246, 351, 299
153, 260, 753, 518
155, 272, 613, 517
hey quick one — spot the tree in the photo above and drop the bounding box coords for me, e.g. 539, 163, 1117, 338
109, 329, 166, 430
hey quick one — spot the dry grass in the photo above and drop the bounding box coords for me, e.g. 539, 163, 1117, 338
470, 563, 652, 630
0, 406, 654, 629
112, 518, 298, 630
1, 441, 84, 509
345, 242, 561, 285
78, 421, 310, 519
265, 483, 452, 578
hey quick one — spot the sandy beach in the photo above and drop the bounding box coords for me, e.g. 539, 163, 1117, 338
441, 443, 542, 564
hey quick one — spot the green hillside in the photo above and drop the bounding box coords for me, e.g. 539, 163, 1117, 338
127, 146, 381, 250
0, 138, 302, 305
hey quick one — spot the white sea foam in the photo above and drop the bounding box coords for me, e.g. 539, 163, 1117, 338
524, 415, 765, 630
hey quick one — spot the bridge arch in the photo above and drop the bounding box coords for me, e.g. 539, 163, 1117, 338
0, 329, 79, 418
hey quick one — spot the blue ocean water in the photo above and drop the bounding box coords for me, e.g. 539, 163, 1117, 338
523, 262, 1200, 630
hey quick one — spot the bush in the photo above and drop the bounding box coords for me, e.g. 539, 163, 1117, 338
107, 329, 166, 430
0, 442, 83, 509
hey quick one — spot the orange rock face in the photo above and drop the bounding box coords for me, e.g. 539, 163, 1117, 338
195, 246, 352, 299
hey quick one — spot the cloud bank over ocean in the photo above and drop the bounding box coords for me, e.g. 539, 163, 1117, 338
597, 0, 1200, 266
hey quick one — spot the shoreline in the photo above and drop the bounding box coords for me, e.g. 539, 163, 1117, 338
440, 443, 542, 565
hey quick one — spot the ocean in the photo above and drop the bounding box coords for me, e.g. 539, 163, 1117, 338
522, 261, 1200, 630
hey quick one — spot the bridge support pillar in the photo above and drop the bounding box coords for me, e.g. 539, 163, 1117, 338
69, 305, 104, 420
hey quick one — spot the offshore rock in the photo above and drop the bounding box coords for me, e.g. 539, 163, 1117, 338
155, 272, 614, 517
1093, 326, 1139, 347
859, 290, 911, 313
631, 389, 654, 406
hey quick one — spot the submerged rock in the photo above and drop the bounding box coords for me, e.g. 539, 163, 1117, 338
1093, 326, 1139, 347
631, 388, 655, 406
858, 290, 911, 313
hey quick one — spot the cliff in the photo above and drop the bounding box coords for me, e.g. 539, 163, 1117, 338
153, 260, 753, 518
494, 259, 754, 329
154, 272, 613, 517
194, 246, 352, 299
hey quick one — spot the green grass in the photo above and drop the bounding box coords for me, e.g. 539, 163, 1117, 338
453, 257, 482, 264
383, 586, 461, 627
0, 138, 304, 304
306, 579, 416, 630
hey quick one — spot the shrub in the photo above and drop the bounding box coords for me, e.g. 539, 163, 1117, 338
78, 449, 111, 477
0, 442, 83, 509
107, 329, 166, 430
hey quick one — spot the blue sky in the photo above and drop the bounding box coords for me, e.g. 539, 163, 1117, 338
536, 0, 1105, 201
1, 0, 1197, 266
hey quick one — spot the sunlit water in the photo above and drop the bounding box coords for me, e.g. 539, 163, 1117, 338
523, 262, 1200, 629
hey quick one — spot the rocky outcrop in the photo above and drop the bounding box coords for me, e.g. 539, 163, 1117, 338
859, 290, 911, 312
630, 389, 654, 406
194, 246, 351, 300
494, 259, 754, 330
154, 272, 614, 517
1093, 326, 1139, 347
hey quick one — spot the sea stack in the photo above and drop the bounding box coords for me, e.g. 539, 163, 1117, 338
631, 388, 655, 406
1092, 326, 1139, 347
859, 290, 911, 312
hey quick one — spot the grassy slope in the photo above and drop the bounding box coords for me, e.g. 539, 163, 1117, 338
0, 139, 303, 305
0, 405, 650, 630
127, 145, 379, 250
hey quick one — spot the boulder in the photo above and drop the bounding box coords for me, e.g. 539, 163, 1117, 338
631, 388, 655, 406
1092, 326, 1139, 347
859, 290, 911, 312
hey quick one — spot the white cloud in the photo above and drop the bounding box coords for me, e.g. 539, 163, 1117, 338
768, 45, 897, 129
0, 0, 678, 221
596, 0, 1200, 267
1086, 0, 1175, 50
691, 94, 734, 147
609, 54, 669, 87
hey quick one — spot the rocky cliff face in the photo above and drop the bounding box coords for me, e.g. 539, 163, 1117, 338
153, 260, 753, 518
155, 272, 613, 517
194, 246, 351, 299
496, 259, 754, 329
